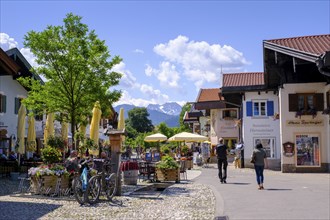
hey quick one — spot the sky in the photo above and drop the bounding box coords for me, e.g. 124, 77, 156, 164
0, 0, 329, 107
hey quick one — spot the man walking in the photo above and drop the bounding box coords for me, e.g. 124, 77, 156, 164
215, 138, 228, 183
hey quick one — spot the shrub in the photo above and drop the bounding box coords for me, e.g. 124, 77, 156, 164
156, 155, 179, 170
41, 146, 62, 164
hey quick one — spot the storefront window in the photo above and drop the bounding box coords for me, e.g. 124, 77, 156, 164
254, 137, 276, 158
296, 134, 320, 166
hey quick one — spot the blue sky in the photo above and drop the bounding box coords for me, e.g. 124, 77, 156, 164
1, 0, 329, 107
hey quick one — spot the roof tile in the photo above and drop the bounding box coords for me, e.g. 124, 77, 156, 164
265, 34, 330, 56
223, 72, 264, 87
197, 88, 223, 102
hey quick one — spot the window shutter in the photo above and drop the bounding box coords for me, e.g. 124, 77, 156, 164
246, 101, 252, 116
314, 93, 324, 111
267, 101, 274, 116
2, 96, 6, 113
288, 94, 298, 112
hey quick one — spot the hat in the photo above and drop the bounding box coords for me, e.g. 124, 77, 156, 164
219, 137, 224, 142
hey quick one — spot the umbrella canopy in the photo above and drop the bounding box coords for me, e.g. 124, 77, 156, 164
168, 132, 208, 142
17, 104, 26, 154
117, 107, 125, 130
144, 133, 167, 142
90, 101, 102, 156
44, 113, 55, 146
27, 115, 36, 152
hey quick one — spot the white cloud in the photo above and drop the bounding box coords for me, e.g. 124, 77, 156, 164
145, 64, 153, 76
0, 33, 18, 50
140, 84, 169, 103
20, 47, 39, 67
133, 49, 144, 54
112, 62, 139, 89
114, 91, 155, 107
152, 35, 250, 91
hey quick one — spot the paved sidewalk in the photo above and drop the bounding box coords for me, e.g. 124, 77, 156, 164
194, 163, 330, 220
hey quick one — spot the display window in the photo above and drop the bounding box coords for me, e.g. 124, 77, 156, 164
253, 137, 276, 158
295, 134, 320, 167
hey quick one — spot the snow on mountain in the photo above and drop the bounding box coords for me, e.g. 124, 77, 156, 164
147, 102, 182, 116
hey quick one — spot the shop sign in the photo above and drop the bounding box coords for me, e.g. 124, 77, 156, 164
283, 142, 294, 157
286, 120, 323, 126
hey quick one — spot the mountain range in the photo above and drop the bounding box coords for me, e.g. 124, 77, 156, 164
114, 102, 182, 127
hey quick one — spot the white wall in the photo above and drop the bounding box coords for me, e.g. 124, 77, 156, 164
242, 91, 281, 169
0, 75, 28, 143
279, 82, 329, 169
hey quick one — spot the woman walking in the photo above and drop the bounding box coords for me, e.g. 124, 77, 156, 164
252, 143, 268, 190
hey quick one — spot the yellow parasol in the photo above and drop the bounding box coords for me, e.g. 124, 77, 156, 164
90, 101, 102, 155
168, 132, 208, 142
17, 103, 26, 154
27, 115, 36, 152
44, 113, 54, 146
117, 107, 125, 130
144, 133, 167, 142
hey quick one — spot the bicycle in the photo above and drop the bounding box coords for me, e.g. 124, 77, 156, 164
87, 157, 121, 203
72, 158, 97, 205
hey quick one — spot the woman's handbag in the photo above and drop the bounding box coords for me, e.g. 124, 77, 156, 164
250, 153, 256, 164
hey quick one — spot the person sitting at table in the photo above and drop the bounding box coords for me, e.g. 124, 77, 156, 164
64, 150, 79, 173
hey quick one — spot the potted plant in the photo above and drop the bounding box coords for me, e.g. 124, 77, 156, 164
155, 155, 180, 183
120, 160, 139, 185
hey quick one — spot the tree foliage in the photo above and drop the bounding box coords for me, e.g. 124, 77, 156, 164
19, 13, 122, 145
179, 103, 191, 132
126, 107, 153, 133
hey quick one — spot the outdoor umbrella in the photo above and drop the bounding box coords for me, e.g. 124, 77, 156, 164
17, 103, 26, 154
44, 113, 54, 146
117, 107, 125, 130
144, 133, 167, 142
27, 115, 36, 152
168, 132, 208, 142
90, 101, 102, 155
144, 133, 167, 154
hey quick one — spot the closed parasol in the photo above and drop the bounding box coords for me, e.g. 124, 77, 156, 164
44, 113, 55, 146
17, 103, 26, 154
90, 101, 102, 155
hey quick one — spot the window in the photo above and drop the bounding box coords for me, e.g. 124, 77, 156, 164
326, 91, 330, 108
222, 109, 237, 119
296, 134, 320, 167
254, 137, 276, 158
246, 100, 274, 117
253, 101, 266, 116
0, 94, 6, 113
289, 93, 323, 114
14, 97, 23, 114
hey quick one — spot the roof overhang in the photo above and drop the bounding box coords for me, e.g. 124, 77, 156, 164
263, 41, 319, 63
194, 101, 226, 110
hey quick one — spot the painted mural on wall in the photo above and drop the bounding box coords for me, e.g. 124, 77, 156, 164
295, 134, 320, 167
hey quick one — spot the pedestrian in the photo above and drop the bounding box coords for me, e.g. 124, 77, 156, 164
252, 143, 268, 190
215, 137, 228, 183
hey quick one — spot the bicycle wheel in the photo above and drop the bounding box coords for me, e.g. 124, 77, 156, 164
72, 176, 86, 205
87, 175, 101, 204
105, 173, 117, 200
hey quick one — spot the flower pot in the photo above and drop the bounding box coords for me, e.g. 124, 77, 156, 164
155, 167, 180, 183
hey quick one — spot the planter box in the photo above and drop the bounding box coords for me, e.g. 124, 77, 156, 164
155, 168, 180, 183
30, 175, 69, 195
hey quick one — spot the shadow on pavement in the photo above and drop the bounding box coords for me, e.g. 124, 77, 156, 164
265, 188, 292, 191
226, 182, 250, 185
0, 201, 61, 219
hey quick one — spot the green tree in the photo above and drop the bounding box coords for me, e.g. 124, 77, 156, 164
157, 122, 174, 138
19, 13, 122, 146
179, 103, 192, 132
126, 107, 153, 133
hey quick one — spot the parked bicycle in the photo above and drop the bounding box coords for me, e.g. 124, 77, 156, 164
72, 158, 97, 205
87, 157, 121, 203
